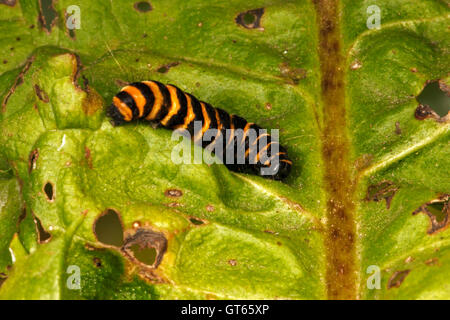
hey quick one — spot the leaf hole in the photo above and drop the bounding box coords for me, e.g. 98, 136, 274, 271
416, 81, 450, 119
43, 182, 54, 202
38, 0, 58, 33
189, 217, 205, 225
28, 149, 39, 173
33, 214, 52, 243
235, 8, 264, 30
413, 194, 449, 235
93, 209, 124, 247
134, 1, 152, 12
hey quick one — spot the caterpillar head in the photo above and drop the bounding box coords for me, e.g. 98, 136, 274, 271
107, 103, 125, 126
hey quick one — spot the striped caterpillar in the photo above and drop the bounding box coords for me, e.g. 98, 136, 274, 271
108, 80, 292, 180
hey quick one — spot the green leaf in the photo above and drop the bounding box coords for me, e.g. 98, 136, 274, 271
0, 0, 449, 300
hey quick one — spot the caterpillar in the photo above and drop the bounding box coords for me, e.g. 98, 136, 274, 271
108, 80, 292, 180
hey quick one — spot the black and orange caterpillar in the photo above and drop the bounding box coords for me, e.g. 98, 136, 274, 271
108, 80, 292, 180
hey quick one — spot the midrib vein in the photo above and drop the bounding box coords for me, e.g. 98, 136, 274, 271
314, 0, 357, 299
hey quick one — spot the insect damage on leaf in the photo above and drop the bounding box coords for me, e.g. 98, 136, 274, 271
365, 181, 398, 210
387, 270, 410, 289
164, 189, 183, 198
134, 1, 152, 13
1, 56, 35, 112
413, 194, 449, 235
33, 84, 49, 103
122, 228, 168, 269
156, 62, 180, 73
235, 8, 265, 30
414, 104, 449, 122
279, 62, 307, 85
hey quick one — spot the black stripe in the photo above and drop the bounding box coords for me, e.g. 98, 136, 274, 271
116, 91, 138, 119
130, 82, 154, 119
185, 93, 204, 137
201, 102, 219, 148
153, 81, 171, 121
164, 85, 188, 128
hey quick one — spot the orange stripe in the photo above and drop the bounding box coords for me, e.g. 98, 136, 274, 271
143, 81, 163, 120
263, 152, 289, 166
226, 115, 235, 148
160, 85, 180, 126
122, 85, 146, 118
113, 96, 132, 121
252, 133, 270, 146
241, 122, 254, 145
207, 108, 223, 148
175, 93, 195, 130
194, 102, 211, 142
254, 141, 279, 163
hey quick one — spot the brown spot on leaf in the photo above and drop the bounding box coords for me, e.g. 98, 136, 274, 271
134, 1, 152, 12
413, 194, 449, 235
424, 257, 439, 266
228, 259, 237, 266
354, 153, 373, 171
156, 62, 180, 73
279, 62, 306, 85
265, 102, 272, 110
235, 8, 264, 30
0, 0, 16, 6
28, 149, 39, 173
33, 84, 49, 103
122, 228, 167, 268
166, 202, 182, 208
84, 147, 93, 169
82, 90, 103, 116
350, 60, 362, 70
164, 189, 183, 198
395, 121, 402, 135
387, 270, 410, 289
206, 204, 215, 212
365, 181, 398, 209
404, 256, 414, 264
93, 257, 102, 268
